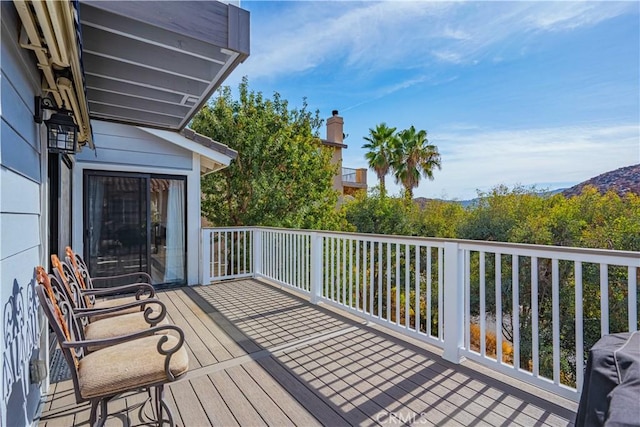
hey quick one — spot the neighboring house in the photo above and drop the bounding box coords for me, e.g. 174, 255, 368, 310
321, 110, 367, 196
0, 1, 249, 425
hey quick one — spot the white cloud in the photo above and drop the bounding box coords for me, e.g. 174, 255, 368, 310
241, 1, 636, 82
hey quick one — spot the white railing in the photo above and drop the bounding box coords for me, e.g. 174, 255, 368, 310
201, 228, 253, 282
202, 226, 639, 401
341, 167, 358, 183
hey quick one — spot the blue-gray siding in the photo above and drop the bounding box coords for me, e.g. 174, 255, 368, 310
1, 2, 45, 426
76, 121, 193, 170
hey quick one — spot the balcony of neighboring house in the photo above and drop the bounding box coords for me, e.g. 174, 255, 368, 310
40, 226, 639, 425
321, 110, 368, 196
342, 166, 368, 196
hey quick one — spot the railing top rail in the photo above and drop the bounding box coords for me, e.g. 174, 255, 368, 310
341, 167, 357, 174
202, 226, 640, 261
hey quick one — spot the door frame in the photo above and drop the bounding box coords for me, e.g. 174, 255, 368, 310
72, 154, 202, 286
82, 169, 187, 286
48, 153, 74, 262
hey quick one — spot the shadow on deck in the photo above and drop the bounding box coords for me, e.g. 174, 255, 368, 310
39, 279, 577, 426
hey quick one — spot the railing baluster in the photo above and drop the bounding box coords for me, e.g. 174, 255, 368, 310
496, 252, 502, 363
629, 266, 637, 332
512, 255, 520, 371
369, 241, 374, 315
601, 263, 609, 336
438, 247, 444, 340
552, 258, 560, 385
329, 237, 334, 300
532, 257, 539, 377
377, 242, 381, 318
427, 247, 432, 338
464, 249, 470, 350
231, 231, 235, 275
405, 244, 410, 329
324, 236, 329, 298
217, 231, 221, 279
363, 241, 368, 313
342, 238, 347, 305
395, 244, 400, 324
268, 232, 272, 278
415, 245, 421, 332
356, 239, 360, 311
480, 251, 486, 357
349, 239, 353, 308
386, 243, 391, 321
575, 261, 584, 392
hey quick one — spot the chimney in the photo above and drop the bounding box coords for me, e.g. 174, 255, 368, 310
326, 110, 343, 144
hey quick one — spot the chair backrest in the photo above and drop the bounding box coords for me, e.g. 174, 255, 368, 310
35, 267, 85, 402
51, 254, 94, 310
65, 246, 92, 290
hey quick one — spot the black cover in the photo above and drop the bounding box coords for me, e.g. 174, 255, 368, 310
576, 331, 640, 426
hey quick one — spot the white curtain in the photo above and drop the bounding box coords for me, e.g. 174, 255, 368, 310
88, 178, 104, 260
164, 180, 185, 282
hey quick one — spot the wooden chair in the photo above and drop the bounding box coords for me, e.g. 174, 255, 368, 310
36, 267, 188, 426
48, 259, 169, 347
65, 246, 153, 289
53, 254, 156, 319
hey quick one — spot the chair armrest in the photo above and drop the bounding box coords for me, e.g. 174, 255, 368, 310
81, 282, 155, 299
91, 272, 153, 286
74, 299, 167, 325
61, 324, 185, 380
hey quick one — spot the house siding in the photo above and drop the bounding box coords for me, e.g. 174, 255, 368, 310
73, 121, 202, 285
1, 2, 47, 426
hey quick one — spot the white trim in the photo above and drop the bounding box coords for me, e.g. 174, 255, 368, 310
73, 160, 202, 285
187, 152, 201, 285
136, 126, 234, 169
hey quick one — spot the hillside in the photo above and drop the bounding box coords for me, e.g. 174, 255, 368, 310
562, 164, 640, 198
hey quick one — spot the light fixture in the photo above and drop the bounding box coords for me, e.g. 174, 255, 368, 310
34, 96, 79, 154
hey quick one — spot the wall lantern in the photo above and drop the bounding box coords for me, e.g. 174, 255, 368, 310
34, 96, 79, 154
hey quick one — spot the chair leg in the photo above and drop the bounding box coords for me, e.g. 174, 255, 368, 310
153, 385, 174, 426
89, 400, 99, 426
89, 398, 108, 427
97, 399, 108, 427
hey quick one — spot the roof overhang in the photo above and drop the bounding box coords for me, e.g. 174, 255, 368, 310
79, 1, 250, 130
13, 0, 249, 150
137, 127, 238, 175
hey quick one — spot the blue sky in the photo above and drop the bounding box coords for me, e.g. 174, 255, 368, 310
226, 1, 640, 200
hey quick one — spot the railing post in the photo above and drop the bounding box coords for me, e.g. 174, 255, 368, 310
253, 228, 262, 278
443, 241, 465, 364
201, 229, 211, 285
310, 232, 323, 304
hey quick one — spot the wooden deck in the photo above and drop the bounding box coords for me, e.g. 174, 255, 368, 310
39, 279, 578, 426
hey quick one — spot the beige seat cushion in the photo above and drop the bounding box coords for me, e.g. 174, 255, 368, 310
78, 335, 189, 399
90, 296, 159, 321
84, 312, 169, 351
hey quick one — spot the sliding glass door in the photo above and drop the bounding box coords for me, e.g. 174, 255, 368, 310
150, 177, 186, 284
84, 171, 186, 286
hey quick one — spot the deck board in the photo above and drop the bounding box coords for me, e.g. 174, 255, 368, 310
39, 279, 577, 426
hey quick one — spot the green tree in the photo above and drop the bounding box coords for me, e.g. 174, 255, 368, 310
392, 126, 441, 200
362, 123, 397, 197
342, 188, 416, 236
192, 78, 343, 229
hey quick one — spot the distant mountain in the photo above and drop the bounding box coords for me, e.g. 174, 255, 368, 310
413, 165, 639, 208
413, 197, 474, 208
562, 164, 640, 198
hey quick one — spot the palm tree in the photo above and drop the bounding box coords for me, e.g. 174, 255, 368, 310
392, 126, 441, 200
362, 123, 397, 196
